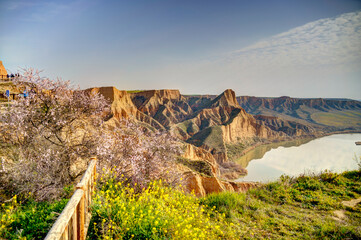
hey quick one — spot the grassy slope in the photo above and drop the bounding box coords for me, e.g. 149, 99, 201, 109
2, 170, 360, 239
240, 101, 361, 130
177, 156, 214, 177
202, 170, 361, 239
311, 110, 361, 128
126, 90, 145, 93
87, 169, 361, 239
187, 126, 225, 151
0, 196, 69, 239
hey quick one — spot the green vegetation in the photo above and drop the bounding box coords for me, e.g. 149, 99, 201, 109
311, 110, 361, 128
89, 169, 361, 239
177, 156, 213, 177
1, 169, 361, 239
188, 126, 225, 151
176, 120, 200, 136
202, 170, 361, 239
126, 90, 145, 93
0, 195, 69, 239
226, 142, 245, 161
88, 174, 237, 239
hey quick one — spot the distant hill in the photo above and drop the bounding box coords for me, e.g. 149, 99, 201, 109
237, 96, 361, 129
85, 87, 361, 193
89, 87, 361, 166
4, 84, 360, 196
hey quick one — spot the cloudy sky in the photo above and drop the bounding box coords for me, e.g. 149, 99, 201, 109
1, 0, 360, 99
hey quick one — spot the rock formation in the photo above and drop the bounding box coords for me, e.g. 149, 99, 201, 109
237, 96, 361, 129
85, 86, 361, 196
0, 61, 7, 79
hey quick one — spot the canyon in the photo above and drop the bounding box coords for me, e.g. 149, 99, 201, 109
1, 81, 360, 196
87, 86, 361, 196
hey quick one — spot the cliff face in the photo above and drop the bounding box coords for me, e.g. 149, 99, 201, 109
182, 89, 285, 164
88, 87, 138, 119
254, 115, 317, 137
131, 90, 193, 128
88, 86, 361, 196
0, 61, 7, 77
87, 87, 165, 129
221, 109, 284, 143
177, 90, 281, 140
86, 87, 273, 194
237, 96, 361, 113
237, 96, 361, 129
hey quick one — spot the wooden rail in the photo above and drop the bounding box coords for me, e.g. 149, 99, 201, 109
45, 157, 97, 240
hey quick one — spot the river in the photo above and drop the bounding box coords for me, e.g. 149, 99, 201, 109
236, 133, 361, 182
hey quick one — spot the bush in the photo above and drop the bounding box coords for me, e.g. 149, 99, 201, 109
295, 175, 323, 191
0, 195, 68, 239
200, 192, 246, 218
0, 70, 182, 201
0, 196, 17, 238
88, 173, 238, 239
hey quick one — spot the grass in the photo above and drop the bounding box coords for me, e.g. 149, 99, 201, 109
175, 120, 200, 136
187, 126, 225, 151
201, 170, 361, 239
1, 167, 360, 239
311, 110, 361, 128
226, 142, 246, 161
89, 169, 361, 239
0, 195, 69, 239
0, 81, 14, 86
88, 174, 237, 239
177, 156, 214, 177
126, 90, 145, 93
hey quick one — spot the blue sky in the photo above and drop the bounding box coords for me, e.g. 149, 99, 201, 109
1, 0, 361, 98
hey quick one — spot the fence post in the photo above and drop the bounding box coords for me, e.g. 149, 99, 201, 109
71, 212, 77, 240
77, 194, 85, 240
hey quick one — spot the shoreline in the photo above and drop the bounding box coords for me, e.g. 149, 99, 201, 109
229, 129, 361, 182
233, 130, 361, 183
239, 129, 361, 160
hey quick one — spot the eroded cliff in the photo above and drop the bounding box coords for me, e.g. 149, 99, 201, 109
87, 86, 360, 196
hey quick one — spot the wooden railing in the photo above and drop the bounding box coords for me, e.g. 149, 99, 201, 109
45, 157, 97, 240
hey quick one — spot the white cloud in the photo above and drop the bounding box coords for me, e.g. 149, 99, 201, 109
119, 11, 361, 98
164, 11, 361, 97
225, 11, 361, 72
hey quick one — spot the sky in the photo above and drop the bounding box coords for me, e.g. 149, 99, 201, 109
1, 0, 361, 99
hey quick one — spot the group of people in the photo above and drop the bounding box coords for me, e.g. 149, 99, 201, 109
0, 73, 20, 80
7, 73, 20, 78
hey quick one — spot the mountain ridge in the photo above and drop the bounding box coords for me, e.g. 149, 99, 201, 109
79, 86, 361, 196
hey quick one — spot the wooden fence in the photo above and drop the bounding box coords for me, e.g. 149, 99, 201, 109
44, 157, 97, 240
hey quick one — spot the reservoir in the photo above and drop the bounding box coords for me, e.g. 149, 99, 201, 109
236, 133, 361, 182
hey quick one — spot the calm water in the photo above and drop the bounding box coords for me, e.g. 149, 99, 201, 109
236, 134, 361, 182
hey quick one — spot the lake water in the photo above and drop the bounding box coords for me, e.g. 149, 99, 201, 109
236, 133, 361, 182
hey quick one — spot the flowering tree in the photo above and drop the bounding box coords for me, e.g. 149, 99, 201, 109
0, 70, 181, 201
96, 121, 182, 188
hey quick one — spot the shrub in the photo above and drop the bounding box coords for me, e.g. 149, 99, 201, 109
0, 70, 109, 200
0, 195, 68, 239
0, 196, 17, 238
200, 192, 246, 218
88, 174, 238, 239
0, 70, 182, 201
294, 175, 323, 191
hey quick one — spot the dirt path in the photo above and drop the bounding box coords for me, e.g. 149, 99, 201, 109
332, 197, 361, 221
342, 197, 361, 208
